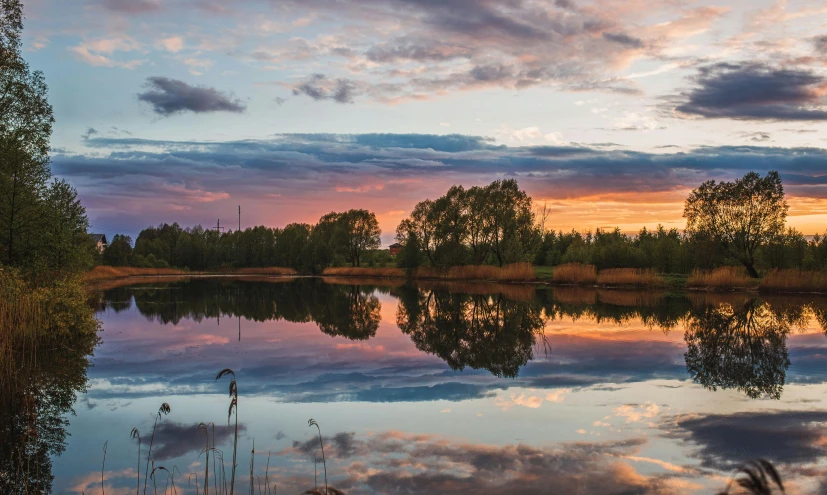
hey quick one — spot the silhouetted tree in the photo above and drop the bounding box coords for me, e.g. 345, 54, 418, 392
684, 171, 787, 278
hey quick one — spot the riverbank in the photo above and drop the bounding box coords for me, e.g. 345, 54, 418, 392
82, 264, 827, 295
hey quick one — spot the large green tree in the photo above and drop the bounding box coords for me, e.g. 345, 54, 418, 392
684, 171, 787, 278
337, 209, 380, 267
0, 0, 55, 267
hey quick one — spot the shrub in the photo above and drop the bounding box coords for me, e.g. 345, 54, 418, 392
759, 269, 827, 293
597, 268, 664, 288
686, 266, 753, 290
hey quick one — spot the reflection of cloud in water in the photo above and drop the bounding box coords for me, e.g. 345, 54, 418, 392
666, 410, 827, 471
152, 421, 244, 460
276, 430, 697, 495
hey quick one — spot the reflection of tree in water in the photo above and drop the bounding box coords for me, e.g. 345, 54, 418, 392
112, 279, 381, 340
315, 285, 381, 340
0, 336, 95, 493
684, 298, 790, 400
395, 285, 546, 378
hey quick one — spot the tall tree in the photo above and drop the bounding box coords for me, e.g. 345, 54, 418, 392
0, 0, 55, 267
41, 179, 92, 273
338, 209, 380, 267
684, 171, 787, 278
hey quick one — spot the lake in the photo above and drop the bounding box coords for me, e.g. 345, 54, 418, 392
12, 277, 827, 494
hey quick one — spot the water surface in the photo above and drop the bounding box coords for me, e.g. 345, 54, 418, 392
24, 278, 827, 493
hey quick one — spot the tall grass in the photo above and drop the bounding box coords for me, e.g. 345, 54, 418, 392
322, 267, 405, 278
551, 263, 597, 285
686, 267, 753, 290
759, 269, 827, 293
414, 262, 535, 282
0, 269, 99, 372
596, 268, 664, 288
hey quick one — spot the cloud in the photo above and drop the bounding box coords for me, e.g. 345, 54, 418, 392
279, 431, 676, 495
137, 77, 246, 116
160, 36, 184, 53
69, 37, 145, 69
152, 421, 244, 460
82, 127, 99, 140
100, 0, 161, 14
667, 410, 827, 470
675, 63, 827, 121
739, 131, 771, 142
292, 74, 358, 103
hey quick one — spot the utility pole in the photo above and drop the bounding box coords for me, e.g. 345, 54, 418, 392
215, 219, 224, 235
238, 205, 241, 232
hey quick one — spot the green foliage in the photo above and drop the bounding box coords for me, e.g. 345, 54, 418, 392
396, 179, 541, 268
0, 1, 92, 279
103, 234, 133, 266
684, 171, 788, 278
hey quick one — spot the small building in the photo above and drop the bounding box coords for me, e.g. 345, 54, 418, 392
90, 234, 108, 254
389, 243, 403, 256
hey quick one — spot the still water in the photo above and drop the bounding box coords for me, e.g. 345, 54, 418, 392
23, 278, 827, 493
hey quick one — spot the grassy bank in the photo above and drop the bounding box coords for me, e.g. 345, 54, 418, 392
759, 269, 827, 293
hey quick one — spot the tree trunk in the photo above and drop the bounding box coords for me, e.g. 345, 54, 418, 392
743, 261, 759, 279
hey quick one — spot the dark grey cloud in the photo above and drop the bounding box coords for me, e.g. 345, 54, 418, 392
676, 63, 827, 121
82, 127, 98, 140
137, 77, 246, 116
99, 0, 160, 13
667, 410, 827, 470
602, 32, 644, 48
152, 421, 245, 460
292, 432, 361, 459
812, 35, 827, 52
739, 131, 771, 142
292, 74, 358, 104
274, 97, 286, 106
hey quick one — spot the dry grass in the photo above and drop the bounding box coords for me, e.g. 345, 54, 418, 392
686, 266, 754, 290
413, 263, 536, 282
759, 269, 827, 293
322, 276, 406, 288
84, 266, 186, 282
551, 263, 597, 285
322, 267, 405, 278
596, 268, 664, 288
597, 290, 665, 307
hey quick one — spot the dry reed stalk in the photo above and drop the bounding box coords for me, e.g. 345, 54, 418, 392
413, 262, 535, 282
686, 267, 753, 290
321, 267, 405, 278
596, 268, 664, 288
759, 269, 827, 293
551, 263, 597, 285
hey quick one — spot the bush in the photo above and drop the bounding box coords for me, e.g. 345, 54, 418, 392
552, 263, 597, 284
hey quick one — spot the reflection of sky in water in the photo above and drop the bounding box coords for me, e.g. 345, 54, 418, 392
54, 281, 827, 494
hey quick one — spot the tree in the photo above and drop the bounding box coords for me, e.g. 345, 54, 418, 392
684, 171, 787, 278
103, 234, 134, 267
483, 179, 539, 266
337, 209, 380, 267
0, 0, 55, 268
40, 179, 92, 273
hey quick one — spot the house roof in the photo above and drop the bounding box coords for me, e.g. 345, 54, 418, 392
389, 243, 403, 248
90, 234, 108, 244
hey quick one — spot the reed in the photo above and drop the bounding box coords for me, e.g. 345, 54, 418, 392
596, 268, 664, 288
144, 403, 171, 495
131, 428, 141, 495
717, 459, 784, 495
686, 266, 753, 290
322, 267, 405, 278
308, 419, 328, 494
413, 262, 535, 282
759, 269, 827, 293
216, 369, 239, 495
551, 263, 597, 285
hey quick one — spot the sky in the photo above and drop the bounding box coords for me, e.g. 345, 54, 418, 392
21, 0, 827, 243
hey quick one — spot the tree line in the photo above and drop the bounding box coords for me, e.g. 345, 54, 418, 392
105, 209, 384, 273
106, 172, 827, 276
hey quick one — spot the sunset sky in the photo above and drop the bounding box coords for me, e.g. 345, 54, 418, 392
25, 0, 827, 243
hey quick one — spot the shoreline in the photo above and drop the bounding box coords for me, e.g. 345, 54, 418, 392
83, 269, 827, 295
